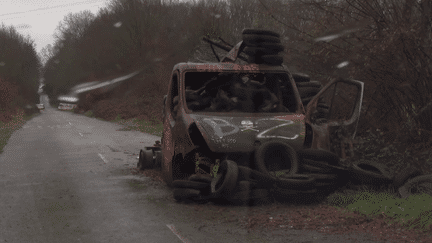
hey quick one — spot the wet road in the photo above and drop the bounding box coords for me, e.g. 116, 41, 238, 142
0, 97, 385, 243
0, 103, 182, 242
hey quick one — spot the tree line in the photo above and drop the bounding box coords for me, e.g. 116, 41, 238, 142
0, 23, 41, 122
41, 0, 432, 147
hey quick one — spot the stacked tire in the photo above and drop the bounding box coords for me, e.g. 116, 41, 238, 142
297, 149, 350, 197
242, 29, 284, 66
172, 174, 213, 204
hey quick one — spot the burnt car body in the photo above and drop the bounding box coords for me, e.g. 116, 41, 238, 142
154, 36, 365, 185
160, 61, 364, 185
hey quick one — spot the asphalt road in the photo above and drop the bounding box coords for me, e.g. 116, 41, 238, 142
0, 96, 385, 243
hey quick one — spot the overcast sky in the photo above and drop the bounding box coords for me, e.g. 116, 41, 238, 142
0, 0, 110, 54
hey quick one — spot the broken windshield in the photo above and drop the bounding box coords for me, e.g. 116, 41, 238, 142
183, 72, 298, 113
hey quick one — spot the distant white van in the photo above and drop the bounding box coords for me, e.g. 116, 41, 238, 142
58, 103, 77, 110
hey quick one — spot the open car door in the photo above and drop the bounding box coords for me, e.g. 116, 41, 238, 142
305, 78, 364, 157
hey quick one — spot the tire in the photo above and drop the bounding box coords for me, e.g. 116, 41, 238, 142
300, 163, 335, 174
306, 173, 340, 188
298, 86, 321, 98
349, 160, 394, 185
292, 73, 310, 82
172, 180, 210, 190
137, 149, 154, 170
189, 174, 213, 184
173, 188, 201, 202
296, 81, 322, 88
242, 28, 281, 38
297, 149, 340, 166
302, 159, 348, 173
243, 46, 280, 56
274, 174, 316, 190
211, 160, 239, 198
154, 151, 162, 168
245, 43, 284, 52
255, 141, 299, 179
234, 180, 259, 192
243, 34, 281, 45
398, 175, 432, 199
393, 167, 423, 190
237, 166, 276, 188
248, 55, 283, 65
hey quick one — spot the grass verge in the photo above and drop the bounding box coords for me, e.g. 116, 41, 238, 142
327, 187, 432, 234
110, 116, 163, 137
0, 109, 40, 154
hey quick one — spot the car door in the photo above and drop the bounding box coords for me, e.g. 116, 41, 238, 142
305, 78, 364, 155
161, 71, 179, 178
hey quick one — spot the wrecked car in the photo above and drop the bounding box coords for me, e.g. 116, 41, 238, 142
157, 65, 363, 186
138, 29, 364, 193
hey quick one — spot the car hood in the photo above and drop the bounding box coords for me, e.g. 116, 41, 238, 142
189, 113, 305, 153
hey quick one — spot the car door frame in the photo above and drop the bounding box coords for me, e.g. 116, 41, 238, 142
161, 70, 180, 182
304, 78, 364, 154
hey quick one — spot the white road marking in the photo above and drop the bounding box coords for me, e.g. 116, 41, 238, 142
98, 153, 108, 163
79, 133, 83, 136
166, 224, 191, 243
69, 122, 72, 125
38, 126, 42, 129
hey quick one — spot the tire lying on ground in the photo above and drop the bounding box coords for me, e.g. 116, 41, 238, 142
297, 149, 341, 166
210, 160, 239, 198
398, 174, 432, 199
300, 159, 349, 175
305, 173, 339, 187
189, 174, 213, 184
237, 165, 276, 188
255, 141, 299, 179
300, 163, 335, 174
189, 174, 213, 196
393, 166, 423, 190
137, 149, 154, 170
172, 180, 210, 190
242, 28, 281, 37
274, 174, 316, 190
349, 160, 394, 185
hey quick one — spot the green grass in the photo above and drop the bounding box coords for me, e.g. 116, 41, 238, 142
0, 110, 40, 154
112, 117, 163, 137
323, 128, 432, 235
327, 188, 432, 233
84, 110, 95, 117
